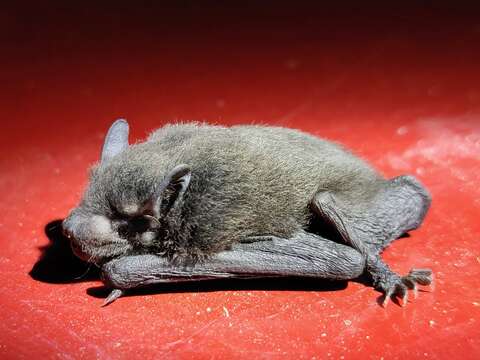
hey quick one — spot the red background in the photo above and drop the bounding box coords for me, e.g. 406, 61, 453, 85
1, 1, 479, 358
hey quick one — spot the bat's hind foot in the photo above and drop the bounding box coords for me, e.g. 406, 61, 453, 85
373, 267, 433, 306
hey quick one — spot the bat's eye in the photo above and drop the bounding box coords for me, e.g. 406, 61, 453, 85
129, 216, 151, 233
117, 223, 129, 239
116, 216, 153, 239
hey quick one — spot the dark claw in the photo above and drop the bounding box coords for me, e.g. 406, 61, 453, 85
409, 268, 432, 276
398, 284, 408, 306
402, 277, 418, 299
402, 277, 416, 289
407, 268, 433, 286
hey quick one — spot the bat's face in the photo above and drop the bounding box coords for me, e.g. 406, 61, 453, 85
62, 203, 134, 265
62, 120, 191, 265
62, 165, 152, 265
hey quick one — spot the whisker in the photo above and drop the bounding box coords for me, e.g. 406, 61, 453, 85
74, 262, 93, 280
47, 223, 62, 230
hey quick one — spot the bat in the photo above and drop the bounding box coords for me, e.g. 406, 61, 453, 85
62, 119, 432, 306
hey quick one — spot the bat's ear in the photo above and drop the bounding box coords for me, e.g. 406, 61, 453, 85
143, 164, 192, 218
101, 119, 130, 163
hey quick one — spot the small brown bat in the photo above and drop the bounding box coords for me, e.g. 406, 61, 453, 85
62, 119, 432, 305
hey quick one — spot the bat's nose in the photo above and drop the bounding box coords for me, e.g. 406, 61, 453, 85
61, 217, 75, 238
62, 225, 72, 239
61, 219, 85, 259
65, 228, 94, 263
62, 219, 88, 259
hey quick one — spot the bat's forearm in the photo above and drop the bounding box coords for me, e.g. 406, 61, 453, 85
102, 233, 366, 291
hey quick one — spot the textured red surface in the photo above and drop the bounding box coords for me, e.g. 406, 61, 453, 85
1, 1, 480, 359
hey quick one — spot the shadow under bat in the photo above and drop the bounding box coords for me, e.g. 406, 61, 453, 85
30, 219, 365, 301
29, 219, 100, 283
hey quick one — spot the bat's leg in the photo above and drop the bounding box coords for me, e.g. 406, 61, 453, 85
311, 175, 432, 305
101, 231, 365, 304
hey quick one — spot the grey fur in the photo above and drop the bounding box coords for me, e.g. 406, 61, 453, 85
62, 120, 433, 305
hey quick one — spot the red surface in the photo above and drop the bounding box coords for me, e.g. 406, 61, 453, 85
1, 1, 480, 358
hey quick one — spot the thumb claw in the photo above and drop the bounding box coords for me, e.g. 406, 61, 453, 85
102, 289, 124, 306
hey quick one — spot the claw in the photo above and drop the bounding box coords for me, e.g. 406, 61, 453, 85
395, 283, 408, 307
400, 289, 409, 307
102, 289, 124, 306
412, 282, 418, 299
409, 268, 432, 276
401, 276, 418, 299
408, 269, 433, 286
382, 289, 394, 307
402, 277, 415, 289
